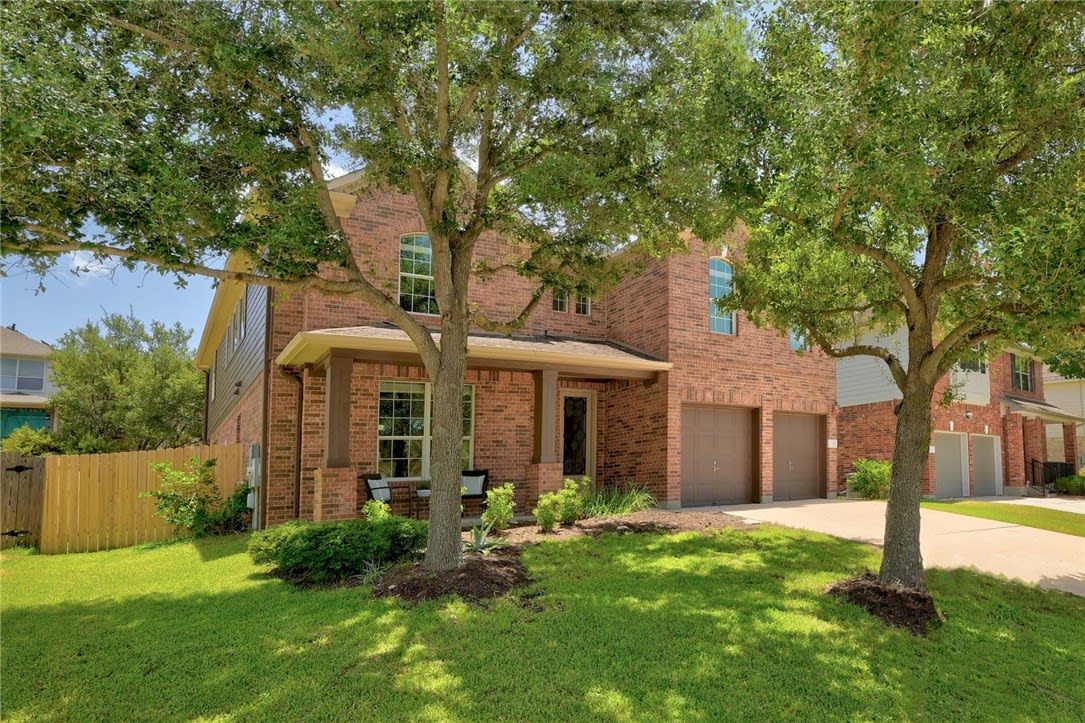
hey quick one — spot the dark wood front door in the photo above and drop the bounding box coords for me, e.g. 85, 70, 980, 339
562, 395, 590, 476
681, 405, 755, 505
772, 413, 823, 500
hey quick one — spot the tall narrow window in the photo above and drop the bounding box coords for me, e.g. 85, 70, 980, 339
709, 258, 735, 335
575, 295, 591, 316
552, 290, 568, 313
789, 328, 809, 352
398, 234, 439, 315
377, 381, 474, 478
1011, 354, 1034, 392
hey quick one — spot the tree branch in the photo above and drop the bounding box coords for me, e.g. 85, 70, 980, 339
470, 285, 546, 333
806, 324, 907, 390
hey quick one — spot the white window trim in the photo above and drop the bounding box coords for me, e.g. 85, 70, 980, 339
377, 381, 475, 479
553, 290, 568, 313
709, 257, 736, 335
575, 294, 591, 316
397, 233, 440, 317
0, 358, 46, 392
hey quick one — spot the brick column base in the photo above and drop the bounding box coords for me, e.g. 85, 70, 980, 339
313, 467, 358, 522
523, 462, 564, 511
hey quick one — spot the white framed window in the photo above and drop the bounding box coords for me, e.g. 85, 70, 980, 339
552, 290, 568, 313
209, 364, 216, 401
789, 328, 810, 352
0, 358, 45, 392
709, 257, 735, 335
398, 234, 439, 315
575, 294, 591, 316
377, 381, 474, 478
1010, 354, 1034, 392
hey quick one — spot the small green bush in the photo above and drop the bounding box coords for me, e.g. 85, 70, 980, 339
582, 483, 656, 517
533, 495, 560, 533
362, 499, 391, 521
142, 457, 250, 537
248, 516, 427, 583
848, 458, 892, 499
481, 483, 516, 530
556, 477, 590, 524
1, 425, 60, 456
1053, 474, 1085, 496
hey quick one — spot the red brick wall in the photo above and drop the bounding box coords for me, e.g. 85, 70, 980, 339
208, 373, 264, 448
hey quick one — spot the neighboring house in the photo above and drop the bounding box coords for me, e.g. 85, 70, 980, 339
837, 329, 1083, 497
1043, 369, 1085, 469
196, 177, 838, 528
0, 324, 57, 439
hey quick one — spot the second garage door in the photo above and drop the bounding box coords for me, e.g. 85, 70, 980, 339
772, 413, 823, 501
681, 405, 755, 506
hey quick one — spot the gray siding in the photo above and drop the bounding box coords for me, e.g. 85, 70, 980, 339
836, 328, 907, 408
208, 285, 268, 435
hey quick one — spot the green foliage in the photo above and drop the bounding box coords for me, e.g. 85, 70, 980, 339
248, 517, 427, 583
480, 483, 515, 531
582, 483, 657, 518
463, 524, 506, 556
47, 312, 203, 454
532, 495, 560, 534
1053, 475, 1085, 496
142, 458, 250, 537
1, 424, 60, 455
848, 459, 892, 500
361, 499, 391, 522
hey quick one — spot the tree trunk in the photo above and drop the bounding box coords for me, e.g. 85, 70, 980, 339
422, 314, 469, 571
878, 380, 936, 589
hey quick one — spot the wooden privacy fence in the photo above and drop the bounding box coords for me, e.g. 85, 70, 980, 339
34, 444, 245, 554
2, 452, 46, 550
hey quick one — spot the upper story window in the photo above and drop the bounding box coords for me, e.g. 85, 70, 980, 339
957, 359, 988, 374
552, 290, 568, 313
0, 358, 45, 392
230, 289, 247, 353
789, 328, 810, 352
1011, 354, 1035, 392
575, 294, 591, 316
398, 234, 439, 315
709, 257, 735, 335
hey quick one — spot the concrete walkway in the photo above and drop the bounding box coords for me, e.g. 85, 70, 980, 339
974, 495, 1085, 515
694, 499, 1085, 597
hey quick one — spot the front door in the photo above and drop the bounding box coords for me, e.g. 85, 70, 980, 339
561, 391, 595, 478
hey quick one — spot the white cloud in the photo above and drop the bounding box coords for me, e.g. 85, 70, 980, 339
323, 161, 351, 181
64, 251, 114, 285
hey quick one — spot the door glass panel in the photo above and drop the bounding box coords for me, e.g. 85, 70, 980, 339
563, 396, 588, 476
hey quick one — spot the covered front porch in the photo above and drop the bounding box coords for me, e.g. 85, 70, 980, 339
275, 324, 671, 522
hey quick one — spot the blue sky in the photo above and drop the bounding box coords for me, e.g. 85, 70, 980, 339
1, 253, 216, 347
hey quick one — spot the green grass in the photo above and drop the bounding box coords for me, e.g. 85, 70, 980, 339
921, 499, 1085, 537
2, 527, 1084, 721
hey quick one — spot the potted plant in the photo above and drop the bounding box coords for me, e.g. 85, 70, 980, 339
415, 480, 431, 498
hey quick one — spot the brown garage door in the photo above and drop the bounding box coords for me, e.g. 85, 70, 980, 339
773, 413, 823, 500
681, 405, 755, 506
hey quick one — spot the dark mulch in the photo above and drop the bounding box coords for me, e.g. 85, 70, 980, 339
373, 546, 530, 603
495, 509, 756, 547
826, 573, 943, 636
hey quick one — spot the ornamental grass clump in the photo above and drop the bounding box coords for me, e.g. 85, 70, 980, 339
582, 483, 656, 517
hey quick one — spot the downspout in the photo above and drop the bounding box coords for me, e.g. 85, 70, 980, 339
202, 369, 210, 443
258, 287, 275, 530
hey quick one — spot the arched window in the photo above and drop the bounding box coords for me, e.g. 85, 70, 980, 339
398, 234, 438, 315
709, 257, 735, 335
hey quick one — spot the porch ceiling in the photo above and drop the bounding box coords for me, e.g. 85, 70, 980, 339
1000, 394, 1085, 425
275, 325, 671, 380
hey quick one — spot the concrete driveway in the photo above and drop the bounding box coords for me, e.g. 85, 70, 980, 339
699, 499, 1085, 597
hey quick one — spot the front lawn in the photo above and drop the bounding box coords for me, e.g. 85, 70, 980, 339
2, 527, 1083, 721
921, 499, 1085, 537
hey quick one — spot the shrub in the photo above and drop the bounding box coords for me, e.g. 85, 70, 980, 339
248, 516, 427, 583
1, 425, 60, 456
582, 483, 656, 518
463, 523, 506, 555
481, 483, 516, 530
556, 477, 590, 524
848, 458, 892, 499
1053, 474, 1085, 496
142, 458, 250, 537
533, 495, 560, 533
362, 499, 391, 521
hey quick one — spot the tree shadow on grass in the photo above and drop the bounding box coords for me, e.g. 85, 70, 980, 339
3, 528, 1083, 721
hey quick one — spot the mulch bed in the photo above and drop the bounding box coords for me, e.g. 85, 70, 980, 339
825, 573, 943, 636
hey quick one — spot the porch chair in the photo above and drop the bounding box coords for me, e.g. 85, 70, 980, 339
361, 473, 391, 502
460, 469, 489, 502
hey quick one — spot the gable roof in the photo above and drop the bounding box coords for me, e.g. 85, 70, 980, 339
0, 326, 52, 358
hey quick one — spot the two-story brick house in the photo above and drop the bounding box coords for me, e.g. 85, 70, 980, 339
837, 329, 1082, 497
196, 176, 838, 528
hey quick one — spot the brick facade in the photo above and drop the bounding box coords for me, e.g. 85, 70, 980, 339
206, 187, 839, 525
838, 351, 1060, 496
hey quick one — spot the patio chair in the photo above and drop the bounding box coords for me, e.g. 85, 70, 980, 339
460, 469, 489, 502
361, 473, 391, 502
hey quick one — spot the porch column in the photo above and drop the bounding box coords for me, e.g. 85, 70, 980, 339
532, 370, 558, 464
324, 353, 352, 468
1064, 423, 1079, 469
1004, 415, 1025, 488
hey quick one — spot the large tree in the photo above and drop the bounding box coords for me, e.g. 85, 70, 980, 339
48, 313, 204, 454
690, 2, 1085, 588
1, 1, 707, 569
